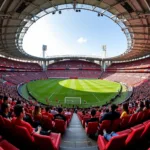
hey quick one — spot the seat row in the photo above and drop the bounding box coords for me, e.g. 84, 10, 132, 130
0, 116, 61, 150
78, 110, 150, 135
97, 120, 150, 150
0, 136, 18, 150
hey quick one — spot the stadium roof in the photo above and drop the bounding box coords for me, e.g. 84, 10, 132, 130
0, 0, 150, 61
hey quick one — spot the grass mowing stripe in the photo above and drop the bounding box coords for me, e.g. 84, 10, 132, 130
26, 79, 121, 107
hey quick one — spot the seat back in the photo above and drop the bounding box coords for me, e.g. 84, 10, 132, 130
33, 133, 56, 150
125, 125, 144, 146
111, 118, 121, 131
120, 116, 130, 130
141, 122, 150, 139
42, 116, 53, 130
106, 133, 128, 150
12, 125, 34, 149
128, 113, 137, 127
136, 112, 144, 123
0, 116, 4, 129
143, 110, 150, 121
82, 116, 90, 128
2, 118, 13, 140
99, 120, 111, 135
86, 122, 98, 135
55, 119, 66, 133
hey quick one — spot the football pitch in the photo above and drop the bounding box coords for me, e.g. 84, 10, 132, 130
25, 79, 121, 107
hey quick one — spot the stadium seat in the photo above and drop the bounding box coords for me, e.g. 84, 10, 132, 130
120, 116, 130, 130
128, 113, 137, 127
85, 122, 98, 135
12, 125, 35, 149
82, 116, 91, 128
111, 118, 121, 131
0, 116, 4, 134
2, 118, 13, 141
54, 119, 67, 134
41, 116, 54, 130
98, 120, 111, 135
136, 111, 144, 124
125, 124, 145, 146
143, 110, 150, 121
140, 122, 150, 139
33, 132, 61, 150
97, 129, 131, 150
0, 140, 19, 150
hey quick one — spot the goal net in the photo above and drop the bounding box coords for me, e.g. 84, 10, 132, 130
64, 97, 81, 104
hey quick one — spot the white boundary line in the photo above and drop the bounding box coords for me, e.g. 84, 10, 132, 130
92, 93, 100, 102
48, 92, 55, 100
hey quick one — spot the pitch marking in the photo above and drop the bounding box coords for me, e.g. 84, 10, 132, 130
92, 93, 100, 102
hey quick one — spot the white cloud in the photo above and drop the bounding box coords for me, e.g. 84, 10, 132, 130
77, 37, 87, 44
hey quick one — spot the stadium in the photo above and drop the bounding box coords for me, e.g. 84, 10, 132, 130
0, 0, 150, 150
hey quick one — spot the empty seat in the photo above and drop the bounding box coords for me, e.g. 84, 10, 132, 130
33, 132, 61, 150
0, 140, 19, 150
85, 122, 98, 135
140, 122, 150, 139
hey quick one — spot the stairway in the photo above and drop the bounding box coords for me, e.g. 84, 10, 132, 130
60, 113, 98, 150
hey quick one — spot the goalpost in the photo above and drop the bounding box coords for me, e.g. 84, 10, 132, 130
64, 97, 81, 104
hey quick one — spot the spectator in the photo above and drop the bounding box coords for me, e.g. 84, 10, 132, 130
86, 109, 99, 125
101, 108, 109, 117
54, 107, 66, 121
120, 103, 129, 118
12, 104, 41, 134
100, 104, 120, 123
143, 100, 150, 111
51, 107, 58, 115
103, 129, 118, 141
42, 106, 53, 119
135, 101, 144, 113
0, 103, 11, 119
33, 105, 42, 127
65, 108, 71, 115
3, 96, 8, 104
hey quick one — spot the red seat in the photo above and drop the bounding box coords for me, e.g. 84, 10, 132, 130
97, 129, 130, 150
85, 122, 98, 135
128, 113, 137, 127
82, 116, 90, 128
120, 116, 130, 130
143, 110, 150, 121
140, 122, 150, 139
111, 118, 121, 131
0, 116, 4, 133
42, 116, 54, 130
54, 119, 67, 134
125, 124, 145, 146
98, 120, 111, 135
12, 125, 35, 149
0, 140, 19, 150
2, 118, 13, 141
136, 112, 144, 123
33, 132, 61, 150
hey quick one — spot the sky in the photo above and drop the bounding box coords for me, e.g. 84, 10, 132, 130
23, 9, 127, 58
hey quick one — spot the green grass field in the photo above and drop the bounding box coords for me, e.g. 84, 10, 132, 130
24, 79, 121, 107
